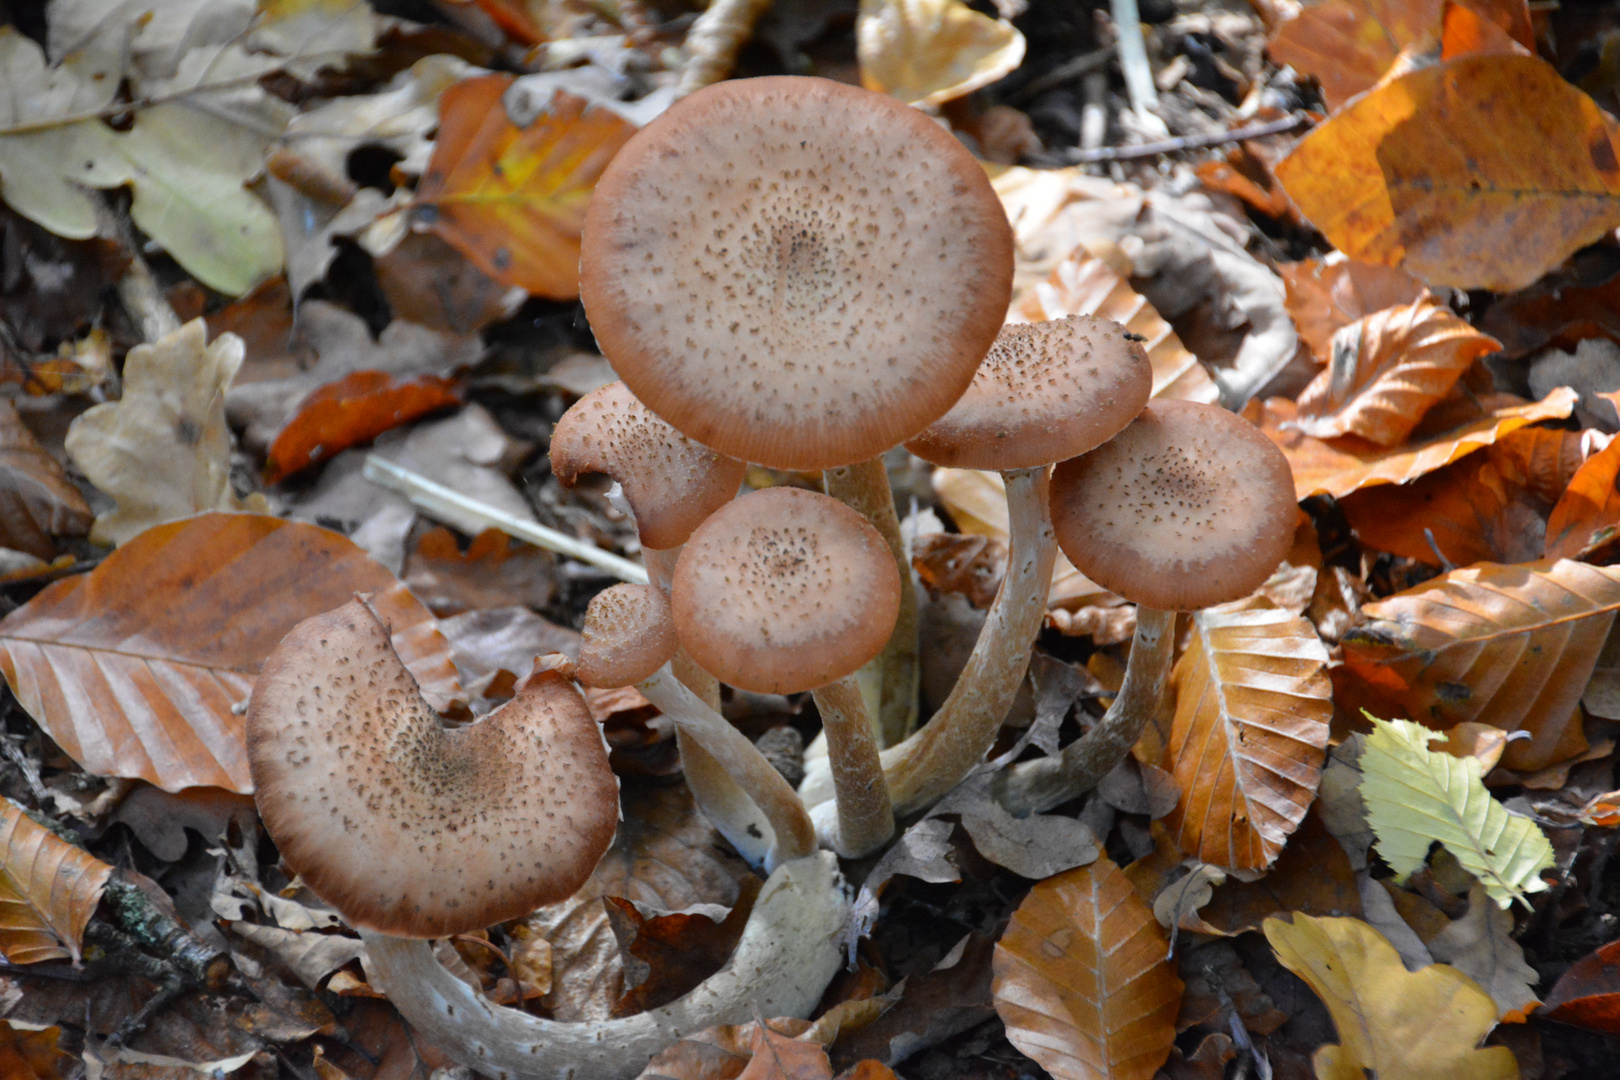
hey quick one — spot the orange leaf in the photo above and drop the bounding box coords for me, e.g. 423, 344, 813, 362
1250, 388, 1576, 500
1543, 939, 1620, 1033
1491, 425, 1587, 505
993, 857, 1182, 1080
0, 400, 91, 560
1279, 256, 1426, 362
1440, 0, 1531, 59
1276, 54, 1620, 291
1268, 0, 1440, 110
740, 1023, 835, 1080
1339, 559, 1620, 771
0, 799, 112, 964
415, 75, 637, 300
265, 371, 462, 483
0, 514, 459, 793
1290, 295, 1502, 446
403, 527, 558, 616
1545, 434, 1620, 560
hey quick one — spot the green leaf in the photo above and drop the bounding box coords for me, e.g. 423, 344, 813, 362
1360, 714, 1553, 908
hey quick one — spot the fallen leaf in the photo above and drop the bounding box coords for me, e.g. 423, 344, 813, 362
0, 513, 457, 792
1542, 938, 1620, 1033
265, 371, 462, 483
64, 320, 268, 547
1490, 426, 1587, 506
1267, 0, 1440, 110
739, 1022, 836, 1079
912, 533, 1006, 609
1279, 255, 1427, 362
993, 856, 1183, 1080
1545, 433, 1620, 560
1163, 604, 1333, 872
1440, 0, 1532, 60
832, 933, 997, 1070
403, 528, 559, 617
639, 1017, 819, 1080
0, 798, 112, 964
1276, 53, 1620, 292
0, 1021, 71, 1080
414, 75, 637, 299
0, 400, 90, 559
856, 0, 1025, 109
1265, 914, 1518, 1080
1360, 715, 1554, 907
108, 785, 259, 862
1199, 808, 1363, 933
608, 878, 759, 1016
228, 922, 366, 989
373, 232, 525, 336
1428, 882, 1540, 1020
1289, 294, 1503, 446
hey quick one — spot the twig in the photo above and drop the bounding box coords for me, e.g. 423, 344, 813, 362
1063, 113, 1310, 163
1110, 0, 1159, 115
1007, 45, 1114, 104
361, 455, 648, 584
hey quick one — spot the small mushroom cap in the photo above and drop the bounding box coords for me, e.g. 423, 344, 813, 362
577, 584, 678, 688
580, 76, 1014, 471
1050, 399, 1297, 611
247, 600, 618, 938
672, 486, 900, 694
551, 382, 745, 550
906, 315, 1153, 471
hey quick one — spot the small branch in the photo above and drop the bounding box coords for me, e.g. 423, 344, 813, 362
1110, 0, 1159, 115
1064, 113, 1311, 164
1007, 45, 1115, 105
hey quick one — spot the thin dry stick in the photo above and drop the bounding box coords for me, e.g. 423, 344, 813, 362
1065, 113, 1310, 163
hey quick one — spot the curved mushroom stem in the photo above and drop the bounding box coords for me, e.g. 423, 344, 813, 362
805, 466, 1055, 817
810, 675, 895, 858
637, 666, 818, 869
823, 457, 919, 746
360, 851, 849, 1080
992, 606, 1176, 816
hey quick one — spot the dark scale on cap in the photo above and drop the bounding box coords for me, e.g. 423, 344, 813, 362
246, 600, 619, 938
671, 486, 900, 694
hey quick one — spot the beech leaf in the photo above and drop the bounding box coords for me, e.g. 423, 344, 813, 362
1359, 714, 1554, 908
1263, 913, 1519, 1080
0, 400, 90, 559
857, 0, 1025, 109
0, 798, 112, 965
1267, 0, 1439, 110
992, 856, 1182, 1080
1544, 432, 1620, 561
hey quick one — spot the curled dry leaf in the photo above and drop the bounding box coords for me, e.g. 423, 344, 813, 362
414, 75, 637, 300
0, 400, 90, 559
1544, 432, 1620, 560
1276, 53, 1620, 292
1278, 257, 1426, 362
1263, 914, 1519, 1080
1339, 559, 1620, 772
1542, 939, 1620, 1033
992, 856, 1182, 1080
1290, 295, 1503, 447
1163, 604, 1332, 872
0, 798, 113, 965
1267, 0, 1440, 110
264, 371, 462, 483
856, 0, 1025, 108
0, 513, 457, 792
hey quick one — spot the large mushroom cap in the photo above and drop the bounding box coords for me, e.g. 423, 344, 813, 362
671, 486, 900, 694
906, 315, 1153, 471
1051, 399, 1296, 611
577, 583, 678, 688
580, 76, 1014, 471
247, 600, 618, 938
551, 382, 744, 551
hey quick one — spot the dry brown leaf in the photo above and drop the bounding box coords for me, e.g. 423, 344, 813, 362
64, 320, 268, 547
638, 1017, 816, 1080
0, 401, 90, 560
1275, 53, 1620, 292
1278, 256, 1427, 362
608, 877, 759, 1016
1163, 604, 1333, 872
1338, 559, 1620, 772
1428, 882, 1540, 1020
0, 798, 112, 964
1289, 295, 1503, 446
1249, 388, 1576, 500
0, 513, 457, 793
403, 527, 558, 617
0, 1021, 71, 1080
1267, 0, 1440, 110
228, 922, 366, 989
857, 0, 1025, 108
1199, 808, 1363, 933
1545, 433, 1620, 560
992, 856, 1182, 1080
1264, 914, 1519, 1080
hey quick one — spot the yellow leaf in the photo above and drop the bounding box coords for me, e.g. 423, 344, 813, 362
1263, 914, 1519, 1080
0, 799, 112, 965
857, 0, 1025, 108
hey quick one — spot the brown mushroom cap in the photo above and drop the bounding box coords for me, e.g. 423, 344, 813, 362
906, 315, 1153, 471
580, 76, 1014, 471
1050, 399, 1296, 611
671, 486, 900, 694
577, 584, 678, 688
551, 382, 745, 550
247, 600, 618, 938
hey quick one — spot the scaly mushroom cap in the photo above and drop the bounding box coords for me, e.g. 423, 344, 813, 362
551, 382, 745, 550
1050, 399, 1296, 611
247, 600, 618, 938
580, 76, 1014, 471
577, 584, 678, 688
906, 315, 1153, 470
671, 486, 900, 694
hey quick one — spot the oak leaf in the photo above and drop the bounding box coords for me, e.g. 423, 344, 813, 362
0, 798, 112, 964
857, 0, 1025, 109
1544, 432, 1620, 560
1264, 913, 1519, 1080
993, 857, 1182, 1080
1163, 604, 1332, 872
0, 513, 458, 792
1428, 882, 1540, 1019
1276, 54, 1620, 292
0, 400, 90, 559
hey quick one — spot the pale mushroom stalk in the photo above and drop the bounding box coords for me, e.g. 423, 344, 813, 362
823, 457, 919, 745
809, 674, 895, 857
992, 606, 1176, 815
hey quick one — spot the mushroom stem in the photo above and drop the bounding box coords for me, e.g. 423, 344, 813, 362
823, 457, 919, 746
360, 851, 849, 1080
809, 675, 895, 858
992, 606, 1176, 816
637, 666, 818, 868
